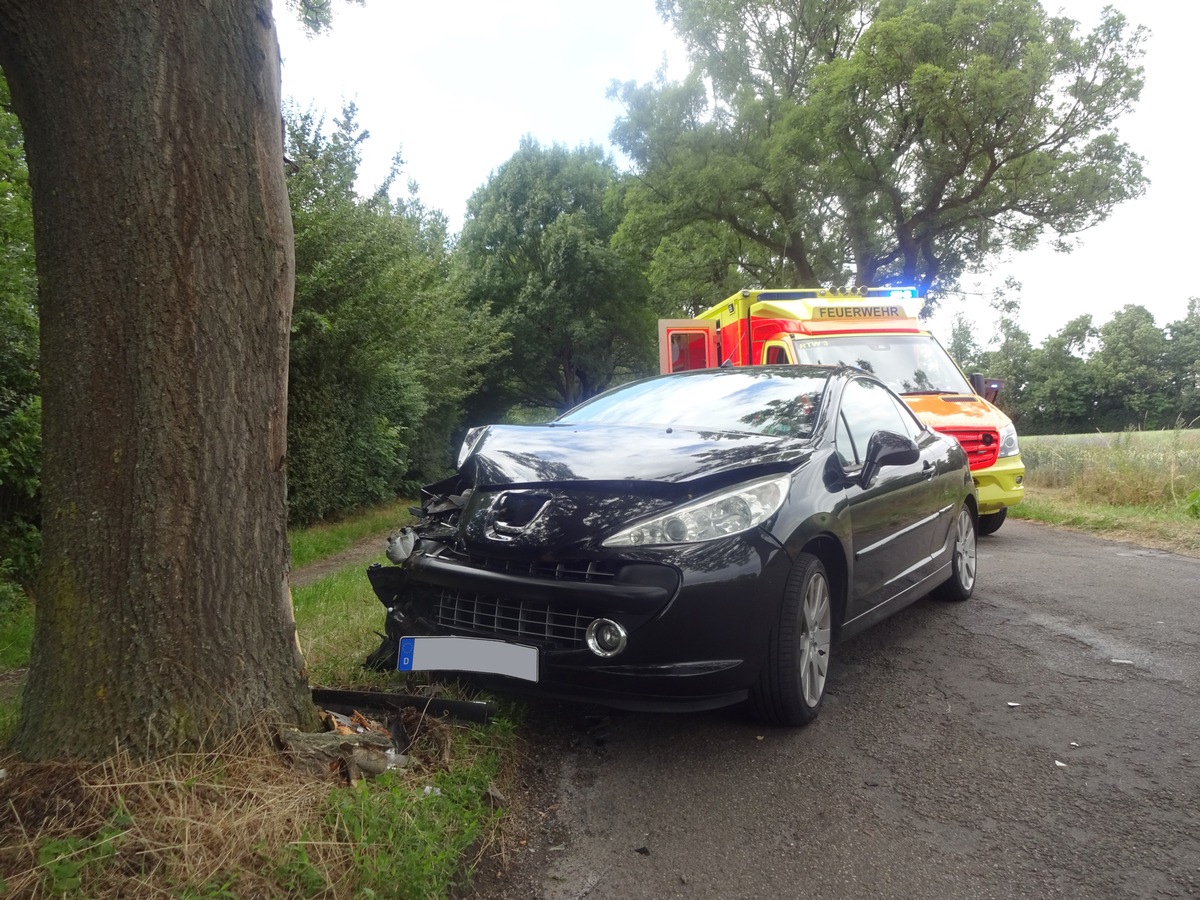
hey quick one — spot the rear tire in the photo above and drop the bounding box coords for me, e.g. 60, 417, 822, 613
753, 554, 833, 726
978, 508, 1007, 536
934, 505, 977, 603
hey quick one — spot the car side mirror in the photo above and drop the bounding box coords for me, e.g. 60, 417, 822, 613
861, 430, 919, 487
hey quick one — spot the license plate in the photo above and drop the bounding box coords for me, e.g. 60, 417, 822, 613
398, 636, 539, 682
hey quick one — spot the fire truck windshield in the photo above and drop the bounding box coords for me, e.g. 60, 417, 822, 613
790, 334, 973, 396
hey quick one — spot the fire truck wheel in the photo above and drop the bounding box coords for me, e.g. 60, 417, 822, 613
978, 508, 1007, 536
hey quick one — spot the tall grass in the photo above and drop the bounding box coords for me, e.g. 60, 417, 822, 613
1020, 426, 1200, 510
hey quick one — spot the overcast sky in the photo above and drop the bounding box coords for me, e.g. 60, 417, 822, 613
276, 0, 1196, 346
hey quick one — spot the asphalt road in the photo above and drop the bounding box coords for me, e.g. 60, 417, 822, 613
486, 520, 1200, 900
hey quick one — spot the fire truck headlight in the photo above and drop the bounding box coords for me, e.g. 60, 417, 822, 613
603, 474, 791, 547
998, 423, 1019, 458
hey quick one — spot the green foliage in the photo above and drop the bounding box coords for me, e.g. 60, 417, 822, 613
326, 751, 505, 898
1089, 304, 1174, 429
976, 304, 1033, 426
36, 806, 132, 895
273, 836, 329, 896
457, 139, 655, 418
613, 0, 1147, 302
965, 293, 1198, 434
1166, 297, 1200, 425
284, 0, 365, 34
1186, 488, 1200, 520
285, 105, 501, 524
0, 561, 33, 669
947, 312, 983, 375
0, 70, 40, 588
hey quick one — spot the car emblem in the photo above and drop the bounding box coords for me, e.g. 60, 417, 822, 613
485, 491, 552, 541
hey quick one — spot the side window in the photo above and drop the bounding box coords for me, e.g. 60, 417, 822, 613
764, 343, 791, 365
839, 378, 910, 463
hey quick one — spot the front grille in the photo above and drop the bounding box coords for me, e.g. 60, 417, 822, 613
433, 589, 589, 649
940, 427, 1000, 471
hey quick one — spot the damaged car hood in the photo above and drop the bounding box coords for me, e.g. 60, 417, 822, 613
461, 423, 811, 488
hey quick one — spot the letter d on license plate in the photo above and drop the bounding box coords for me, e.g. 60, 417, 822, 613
398, 636, 539, 682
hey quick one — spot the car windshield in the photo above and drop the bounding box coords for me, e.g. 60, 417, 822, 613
791, 334, 972, 395
556, 369, 829, 438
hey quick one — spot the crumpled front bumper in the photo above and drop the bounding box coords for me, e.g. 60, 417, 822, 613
365, 531, 793, 711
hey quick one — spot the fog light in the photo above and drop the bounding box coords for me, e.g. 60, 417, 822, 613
585, 618, 628, 657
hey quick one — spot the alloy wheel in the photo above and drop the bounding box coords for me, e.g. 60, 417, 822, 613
799, 572, 833, 707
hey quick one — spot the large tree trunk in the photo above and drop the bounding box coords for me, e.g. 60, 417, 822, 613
0, 1, 318, 759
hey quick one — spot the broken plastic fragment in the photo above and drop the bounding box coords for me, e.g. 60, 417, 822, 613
1007, 702, 1021, 707
386, 526, 417, 564
1054, 760, 1068, 768
1070, 741, 1080, 748
1110, 659, 1134, 665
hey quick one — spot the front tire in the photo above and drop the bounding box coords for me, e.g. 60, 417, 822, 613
978, 508, 1007, 536
753, 554, 833, 726
934, 505, 977, 602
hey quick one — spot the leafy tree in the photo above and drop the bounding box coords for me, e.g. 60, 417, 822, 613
457, 139, 655, 416
611, 0, 1147, 303
285, 105, 500, 522
1090, 304, 1173, 430
1022, 314, 1098, 434
946, 310, 983, 374
0, 70, 38, 584
1165, 298, 1200, 426
0, 2, 319, 760
977, 311, 1032, 427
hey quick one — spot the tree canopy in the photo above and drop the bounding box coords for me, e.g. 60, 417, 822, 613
611, 0, 1147, 304
971, 298, 1200, 434
457, 139, 655, 416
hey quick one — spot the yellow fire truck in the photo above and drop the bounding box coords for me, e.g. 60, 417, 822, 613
659, 287, 1023, 534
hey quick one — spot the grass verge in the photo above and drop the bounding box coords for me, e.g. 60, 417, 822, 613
0, 711, 517, 898
289, 499, 412, 570
1, 504, 522, 898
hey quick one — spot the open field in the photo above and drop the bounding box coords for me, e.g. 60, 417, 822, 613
1013, 428, 1200, 556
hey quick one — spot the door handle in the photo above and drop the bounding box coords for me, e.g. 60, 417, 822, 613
921, 460, 935, 480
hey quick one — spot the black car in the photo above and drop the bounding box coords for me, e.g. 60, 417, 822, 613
366, 365, 977, 726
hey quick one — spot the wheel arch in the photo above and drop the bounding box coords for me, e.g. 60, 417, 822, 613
799, 533, 847, 637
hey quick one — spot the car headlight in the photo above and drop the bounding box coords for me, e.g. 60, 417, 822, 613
998, 423, 1019, 458
603, 474, 791, 547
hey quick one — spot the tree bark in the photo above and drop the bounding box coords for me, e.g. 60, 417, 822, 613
0, 0, 318, 759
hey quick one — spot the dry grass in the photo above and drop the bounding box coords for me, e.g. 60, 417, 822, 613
1, 737, 334, 897
0, 705, 510, 898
